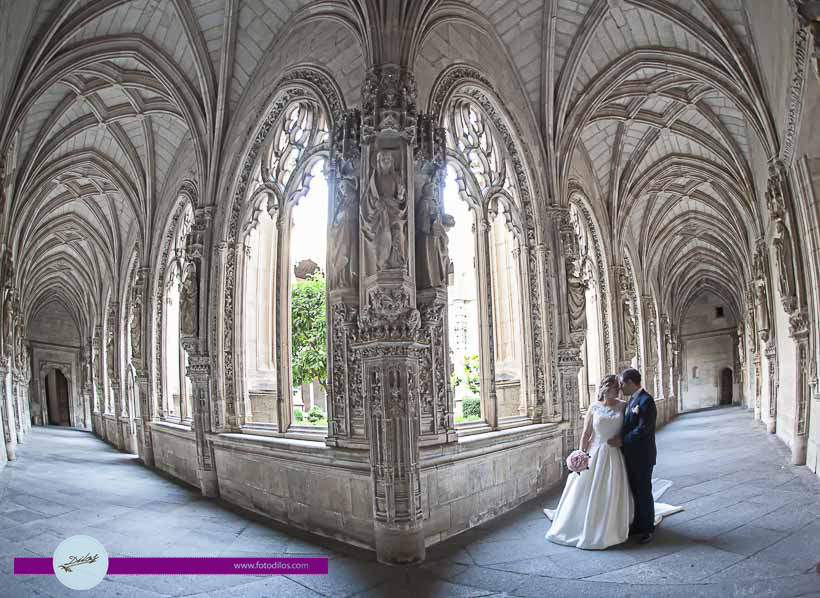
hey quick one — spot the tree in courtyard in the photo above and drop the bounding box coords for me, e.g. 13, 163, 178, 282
291, 271, 327, 389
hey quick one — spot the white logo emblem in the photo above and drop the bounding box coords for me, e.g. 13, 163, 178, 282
53, 535, 109, 590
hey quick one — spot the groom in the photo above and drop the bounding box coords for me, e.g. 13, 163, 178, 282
608, 368, 657, 544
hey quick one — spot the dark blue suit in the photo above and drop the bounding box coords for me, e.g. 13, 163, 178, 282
621, 389, 657, 534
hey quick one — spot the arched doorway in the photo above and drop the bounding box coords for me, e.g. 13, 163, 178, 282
720, 368, 733, 406
45, 369, 71, 426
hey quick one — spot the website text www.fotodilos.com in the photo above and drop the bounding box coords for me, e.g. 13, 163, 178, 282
13, 537, 329, 591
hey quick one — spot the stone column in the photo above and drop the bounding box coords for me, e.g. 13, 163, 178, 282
789, 311, 810, 464
92, 330, 103, 431
643, 298, 658, 398
21, 379, 30, 434
764, 339, 777, 434
533, 243, 554, 423
0, 359, 15, 459
557, 347, 584, 453
615, 265, 637, 371
184, 347, 219, 497
13, 374, 24, 441
106, 303, 124, 449
182, 206, 218, 497
354, 64, 427, 564
554, 207, 585, 445
131, 267, 154, 465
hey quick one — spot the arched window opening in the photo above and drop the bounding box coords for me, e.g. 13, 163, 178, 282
488, 201, 526, 418
287, 160, 329, 429
569, 203, 604, 411
242, 205, 276, 426
162, 204, 193, 423
238, 98, 331, 436
444, 166, 481, 423
579, 259, 601, 408
444, 95, 533, 430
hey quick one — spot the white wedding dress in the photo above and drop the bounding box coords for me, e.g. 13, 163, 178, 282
544, 401, 683, 550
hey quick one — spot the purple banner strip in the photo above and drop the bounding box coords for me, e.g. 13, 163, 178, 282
15, 557, 329, 575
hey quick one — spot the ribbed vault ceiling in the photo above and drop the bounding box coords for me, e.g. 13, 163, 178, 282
0, 0, 785, 343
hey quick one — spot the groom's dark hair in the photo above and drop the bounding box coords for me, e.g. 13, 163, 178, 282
620, 368, 642, 385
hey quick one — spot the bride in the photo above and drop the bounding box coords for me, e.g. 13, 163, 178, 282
544, 375, 683, 550
545, 375, 633, 549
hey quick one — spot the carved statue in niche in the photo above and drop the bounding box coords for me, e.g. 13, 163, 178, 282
129, 298, 142, 358
14, 322, 23, 369
179, 261, 198, 336
415, 180, 452, 290
2, 287, 13, 356
92, 349, 100, 387
566, 256, 587, 332
126, 366, 136, 413
106, 328, 115, 377
648, 319, 658, 360
737, 323, 745, 364
622, 299, 637, 352
329, 175, 359, 290
755, 281, 770, 340
772, 218, 797, 312
0, 157, 5, 214
361, 150, 407, 273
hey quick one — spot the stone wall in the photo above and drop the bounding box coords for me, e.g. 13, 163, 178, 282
211, 435, 374, 548
150, 424, 200, 489
681, 335, 736, 412
204, 424, 564, 551
680, 292, 739, 412
27, 303, 81, 347
420, 425, 564, 546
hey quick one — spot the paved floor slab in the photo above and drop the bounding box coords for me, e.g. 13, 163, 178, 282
1, 407, 818, 597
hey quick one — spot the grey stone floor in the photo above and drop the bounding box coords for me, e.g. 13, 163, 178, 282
2, 407, 819, 597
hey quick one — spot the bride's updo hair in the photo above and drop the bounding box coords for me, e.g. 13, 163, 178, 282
597, 374, 619, 402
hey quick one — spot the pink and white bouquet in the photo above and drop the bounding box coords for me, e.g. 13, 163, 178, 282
566, 450, 590, 475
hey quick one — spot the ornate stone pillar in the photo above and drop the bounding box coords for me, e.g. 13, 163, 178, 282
106, 303, 124, 449
554, 206, 585, 445
789, 311, 811, 464
766, 161, 811, 463
182, 206, 219, 497
184, 346, 218, 497
475, 214, 498, 428
533, 242, 554, 422
13, 372, 24, 441
326, 109, 367, 448
130, 267, 154, 466
671, 335, 682, 414
764, 339, 777, 434
0, 358, 15, 459
354, 64, 427, 564
92, 330, 103, 420
644, 298, 658, 398
557, 347, 583, 453
21, 378, 31, 434
615, 265, 638, 371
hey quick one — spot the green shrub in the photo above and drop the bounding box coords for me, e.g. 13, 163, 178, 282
294, 408, 304, 423
461, 397, 481, 419
307, 405, 326, 424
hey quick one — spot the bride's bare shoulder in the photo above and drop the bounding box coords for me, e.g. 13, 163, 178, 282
615, 399, 628, 411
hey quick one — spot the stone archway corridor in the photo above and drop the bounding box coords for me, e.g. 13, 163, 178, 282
2, 407, 818, 598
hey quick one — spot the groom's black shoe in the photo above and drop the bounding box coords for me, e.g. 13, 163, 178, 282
637, 532, 654, 545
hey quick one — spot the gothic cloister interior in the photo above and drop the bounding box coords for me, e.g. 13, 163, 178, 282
1, 1, 820, 596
